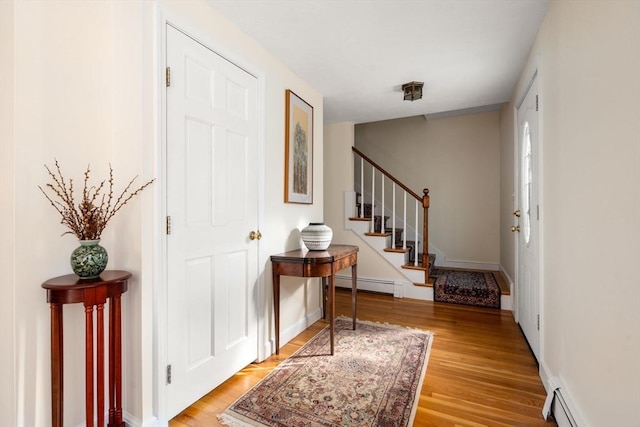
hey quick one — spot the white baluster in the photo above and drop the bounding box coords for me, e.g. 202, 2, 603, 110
359, 157, 364, 218
403, 192, 407, 250
414, 200, 419, 266
392, 183, 396, 248
381, 175, 385, 235
371, 167, 375, 233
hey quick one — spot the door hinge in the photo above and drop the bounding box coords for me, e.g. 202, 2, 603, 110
166, 66, 171, 87
537, 205, 540, 221
166, 215, 172, 235
537, 314, 540, 331
166, 364, 172, 384
536, 94, 539, 111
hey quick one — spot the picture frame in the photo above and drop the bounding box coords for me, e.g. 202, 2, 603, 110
284, 89, 314, 204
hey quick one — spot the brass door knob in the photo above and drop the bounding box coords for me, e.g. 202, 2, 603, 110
513, 210, 521, 217
511, 226, 520, 232
249, 231, 262, 240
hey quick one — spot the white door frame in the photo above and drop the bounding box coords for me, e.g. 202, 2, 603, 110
151, 7, 268, 424
514, 63, 544, 359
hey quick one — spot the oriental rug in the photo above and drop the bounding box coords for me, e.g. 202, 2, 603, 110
218, 317, 433, 427
431, 268, 501, 309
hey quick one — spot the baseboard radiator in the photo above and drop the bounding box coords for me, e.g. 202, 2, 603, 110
334, 274, 394, 295
554, 390, 579, 426
543, 381, 580, 427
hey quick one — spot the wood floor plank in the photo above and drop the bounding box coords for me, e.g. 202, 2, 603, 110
169, 289, 556, 426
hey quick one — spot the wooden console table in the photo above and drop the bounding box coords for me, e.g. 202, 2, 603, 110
42, 270, 131, 427
270, 244, 359, 355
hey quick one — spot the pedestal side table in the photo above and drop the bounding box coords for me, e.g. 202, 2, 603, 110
42, 270, 131, 427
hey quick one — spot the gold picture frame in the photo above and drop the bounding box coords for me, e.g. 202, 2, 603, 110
284, 89, 314, 204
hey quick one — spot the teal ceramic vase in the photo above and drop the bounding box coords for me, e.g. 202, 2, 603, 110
70, 239, 108, 279
300, 223, 333, 251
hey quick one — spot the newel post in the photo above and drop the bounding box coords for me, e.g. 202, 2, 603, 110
421, 188, 430, 273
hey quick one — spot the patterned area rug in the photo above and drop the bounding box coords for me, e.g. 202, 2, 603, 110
432, 268, 501, 309
218, 317, 433, 427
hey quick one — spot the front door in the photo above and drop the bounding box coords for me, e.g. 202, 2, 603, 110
165, 25, 259, 418
515, 75, 540, 360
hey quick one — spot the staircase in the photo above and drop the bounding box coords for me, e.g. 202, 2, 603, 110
347, 146, 511, 308
348, 214, 435, 288
348, 147, 435, 290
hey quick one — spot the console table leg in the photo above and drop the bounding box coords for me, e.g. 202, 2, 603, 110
351, 264, 357, 330
272, 270, 281, 355
329, 273, 335, 355
321, 277, 328, 320
50, 304, 63, 427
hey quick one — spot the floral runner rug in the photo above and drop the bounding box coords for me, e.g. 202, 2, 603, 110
218, 317, 433, 427
432, 268, 501, 309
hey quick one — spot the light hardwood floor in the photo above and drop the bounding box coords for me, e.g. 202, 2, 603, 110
170, 289, 556, 426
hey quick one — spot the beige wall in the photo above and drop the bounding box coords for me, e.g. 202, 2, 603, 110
355, 112, 501, 267
0, 0, 15, 424
324, 122, 409, 283
0, 1, 323, 425
499, 102, 516, 285
514, 0, 640, 424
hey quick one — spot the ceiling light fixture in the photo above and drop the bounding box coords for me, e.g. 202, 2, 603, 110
402, 81, 424, 101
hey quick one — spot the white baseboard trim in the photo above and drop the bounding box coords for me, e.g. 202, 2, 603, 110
540, 364, 586, 427
397, 281, 433, 300
500, 294, 512, 311
498, 265, 514, 311
335, 275, 435, 301
124, 412, 161, 427
277, 308, 323, 353
334, 274, 395, 294
499, 265, 514, 294
437, 259, 500, 271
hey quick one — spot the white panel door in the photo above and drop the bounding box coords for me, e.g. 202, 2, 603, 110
166, 25, 259, 418
516, 76, 540, 360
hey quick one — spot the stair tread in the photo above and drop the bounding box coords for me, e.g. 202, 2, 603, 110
348, 217, 371, 222
384, 247, 408, 253
413, 279, 435, 288
364, 232, 391, 237
402, 262, 428, 271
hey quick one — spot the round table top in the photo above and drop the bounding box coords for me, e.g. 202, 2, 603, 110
42, 270, 132, 290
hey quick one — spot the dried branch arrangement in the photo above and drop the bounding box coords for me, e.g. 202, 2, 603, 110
39, 160, 155, 240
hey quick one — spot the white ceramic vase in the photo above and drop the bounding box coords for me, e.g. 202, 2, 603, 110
300, 223, 333, 251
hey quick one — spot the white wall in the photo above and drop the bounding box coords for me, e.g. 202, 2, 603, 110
499, 102, 516, 286
355, 112, 501, 267
0, 0, 323, 425
513, 0, 640, 424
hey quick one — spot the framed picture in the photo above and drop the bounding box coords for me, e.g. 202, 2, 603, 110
284, 89, 314, 204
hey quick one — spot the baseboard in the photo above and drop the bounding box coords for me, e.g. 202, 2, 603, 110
277, 308, 323, 353
124, 412, 162, 427
437, 259, 499, 271
500, 294, 512, 311
499, 264, 514, 293
334, 275, 436, 301
540, 364, 586, 426
335, 274, 394, 294
498, 265, 514, 311
397, 281, 433, 300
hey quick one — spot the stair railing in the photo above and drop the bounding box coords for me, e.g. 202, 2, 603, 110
352, 147, 430, 269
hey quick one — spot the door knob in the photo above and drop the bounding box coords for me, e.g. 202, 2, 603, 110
249, 231, 262, 240
511, 226, 520, 233
513, 210, 521, 217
